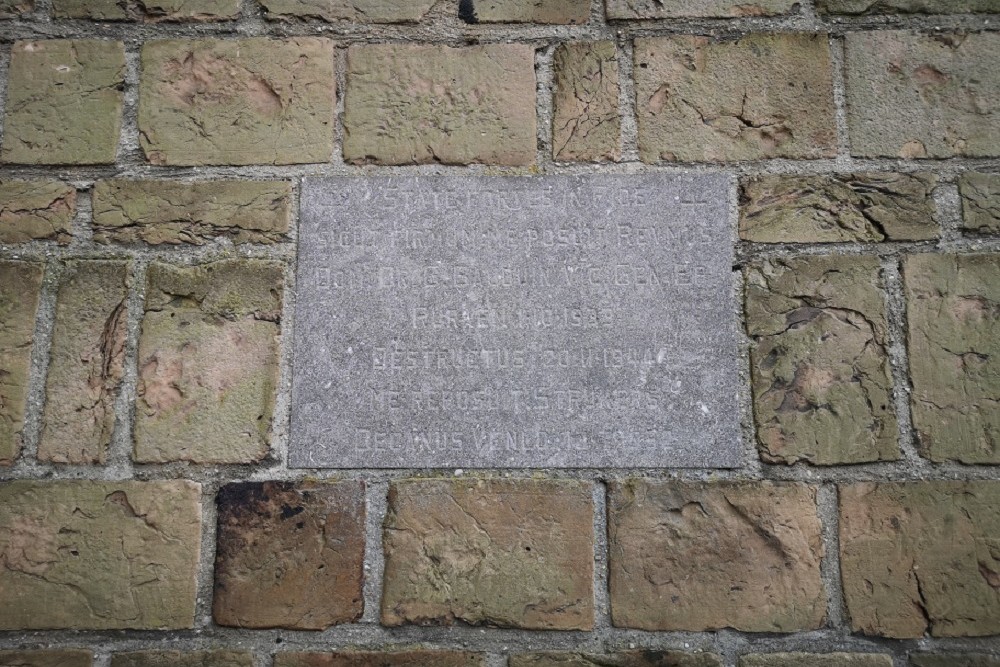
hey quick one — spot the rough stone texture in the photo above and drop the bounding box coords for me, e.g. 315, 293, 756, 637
911, 655, 1000, 667
840, 481, 1000, 638
382, 478, 594, 630
0, 261, 43, 465
634, 34, 836, 162
607, 0, 798, 17
0, 181, 76, 244
92, 180, 292, 245
959, 173, 1000, 235
111, 653, 252, 667
739, 173, 939, 243
134, 260, 283, 463
817, 0, 1000, 14
608, 480, 825, 632
552, 41, 620, 162
275, 652, 486, 667
903, 254, 1000, 463
460, 0, 589, 23
1, 40, 125, 165
344, 44, 536, 166
0, 0, 32, 17
51, 0, 238, 20
845, 32, 1000, 159
139, 38, 335, 166
746, 256, 898, 465
259, 0, 435, 21
0, 653, 91, 667
511, 652, 723, 667
0, 480, 201, 630
740, 655, 893, 667
214, 480, 365, 629
38, 261, 128, 465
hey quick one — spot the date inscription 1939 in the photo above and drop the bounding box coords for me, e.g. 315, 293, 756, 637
290, 175, 740, 468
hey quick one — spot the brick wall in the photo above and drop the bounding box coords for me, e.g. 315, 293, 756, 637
1, 0, 999, 666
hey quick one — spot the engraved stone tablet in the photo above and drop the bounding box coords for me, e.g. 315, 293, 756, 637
291, 175, 740, 468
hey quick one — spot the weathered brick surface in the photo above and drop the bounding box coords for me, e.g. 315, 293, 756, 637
911, 655, 1000, 667
382, 478, 594, 630
0, 0, 32, 17
0, 651, 92, 667
739, 173, 939, 243
460, 0, 589, 23
634, 34, 836, 162
275, 652, 485, 667
608, 481, 825, 632
52, 0, 238, 20
111, 653, 252, 667
344, 44, 536, 166
259, 0, 434, 21
92, 180, 292, 245
139, 38, 335, 166
840, 481, 1000, 638
740, 655, 893, 667
214, 480, 365, 629
959, 173, 1000, 235
746, 256, 897, 465
846, 32, 1000, 158
903, 254, 1000, 463
0, 181, 75, 244
817, 0, 1000, 14
607, 0, 797, 17
0, 480, 201, 630
38, 261, 128, 465
2, 40, 125, 165
511, 652, 723, 667
134, 260, 283, 463
553, 41, 620, 162
0, 261, 42, 465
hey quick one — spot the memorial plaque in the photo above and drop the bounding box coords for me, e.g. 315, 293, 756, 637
291, 175, 740, 468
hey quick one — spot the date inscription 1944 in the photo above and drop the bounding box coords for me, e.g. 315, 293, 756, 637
290, 175, 740, 468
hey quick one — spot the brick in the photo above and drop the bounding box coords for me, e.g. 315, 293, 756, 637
275, 652, 485, 667
634, 34, 836, 162
382, 478, 594, 630
903, 254, 1000, 463
0, 261, 42, 465
511, 652, 723, 667
739, 173, 939, 243
607, 0, 797, 17
214, 480, 365, 629
911, 655, 1000, 667
92, 180, 292, 245
1, 40, 125, 165
52, 0, 238, 20
39, 261, 128, 464
0, 651, 92, 667
0, 0, 32, 17
840, 481, 1000, 638
817, 0, 1000, 14
740, 656, 893, 667
260, 0, 434, 21
746, 256, 897, 465
0, 181, 76, 244
0, 480, 201, 630
134, 260, 283, 463
344, 44, 536, 166
959, 173, 1000, 235
846, 32, 1000, 158
608, 480, 825, 632
139, 38, 334, 166
111, 653, 252, 667
460, 0, 589, 23
553, 41, 621, 162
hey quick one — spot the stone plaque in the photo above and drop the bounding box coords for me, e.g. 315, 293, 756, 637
291, 175, 740, 468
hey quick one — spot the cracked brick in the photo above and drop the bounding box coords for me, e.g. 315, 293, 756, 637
817, 0, 1000, 14
381, 478, 594, 630
134, 260, 283, 464
275, 652, 486, 667
260, 0, 435, 21
344, 44, 536, 166
52, 0, 238, 20
840, 481, 1000, 638
138, 38, 335, 166
1, 40, 125, 165
511, 652, 724, 667
0, 651, 92, 667
959, 173, 1000, 235
739, 173, 939, 243
553, 41, 620, 162
0, 261, 43, 465
39, 261, 129, 465
606, 0, 798, 17
608, 480, 825, 632
459, 0, 589, 23
845, 31, 1000, 158
0, 480, 201, 630
111, 653, 252, 667
0, 181, 76, 244
740, 656, 893, 667
904, 254, 1000, 463
92, 180, 292, 245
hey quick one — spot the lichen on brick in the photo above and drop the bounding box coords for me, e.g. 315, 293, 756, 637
0, 181, 76, 244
